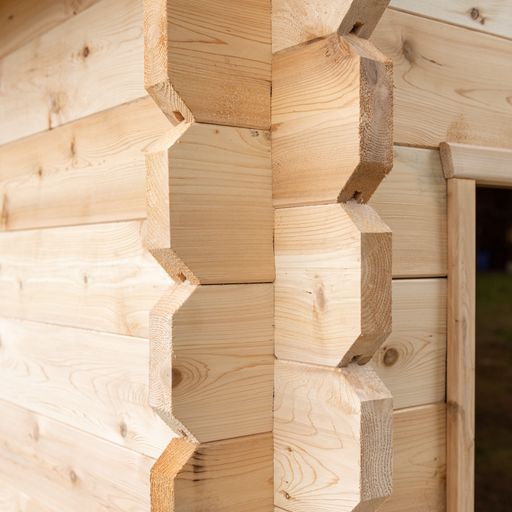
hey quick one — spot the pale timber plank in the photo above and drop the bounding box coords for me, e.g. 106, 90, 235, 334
0, 318, 172, 458
0, 480, 54, 512
146, 123, 274, 284
151, 433, 273, 512
274, 361, 393, 511
372, 279, 447, 410
380, 404, 447, 512
272, 34, 393, 207
144, 0, 271, 129
275, 202, 392, 367
0, 221, 172, 337
370, 146, 447, 278
0, 97, 170, 231
150, 283, 274, 443
372, 9, 512, 148
390, 1, 512, 40
0, 0, 145, 145
0, 399, 154, 512
447, 179, 475, 512
0, 0, 99, 59
440, 142, 512, 187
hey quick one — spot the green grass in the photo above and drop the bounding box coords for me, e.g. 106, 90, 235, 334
475, 272, 512, 511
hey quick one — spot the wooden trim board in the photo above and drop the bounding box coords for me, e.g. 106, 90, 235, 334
446, 178, 475, 512
440, 141, 512, 512
441, 142, 512, 187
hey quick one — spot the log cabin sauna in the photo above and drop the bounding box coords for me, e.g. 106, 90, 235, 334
0, 0, 511, 511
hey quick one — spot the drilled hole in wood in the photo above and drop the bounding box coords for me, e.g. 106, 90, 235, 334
176, 272, 186, 282
352, 190, 363, 203
173, 111, 185, 123
350, 22, 365, 35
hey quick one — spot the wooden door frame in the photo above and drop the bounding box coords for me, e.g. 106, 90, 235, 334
440, 142, 512, 512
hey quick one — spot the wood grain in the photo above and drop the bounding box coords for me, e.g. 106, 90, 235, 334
0, 0, 99, 59
152, 433, 273, 512
440, 142, 512, 187
274, 361, 393, 511
390, 0, 512, 40
447, 179, 475, 512
0, 479, 54, 512
150, 283, 273, 443
275, 202, 391, 367
0, 97, 171, 231
379, 404, 446, 512
0, 317, 172, 458
372, 9, 512, 148
272, 0, 390, 53
144, 0, 271, 129
0, 221, 172, 337
372, 278, 447, 410
0, 0, 145, 145
146, 123, 274, 284
272, 33, 393, 207
0, 399, 155, 512
370, 146, 447, 278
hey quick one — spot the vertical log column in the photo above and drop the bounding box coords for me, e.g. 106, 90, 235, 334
143, 1, 274, 510
272, 1, 394, 511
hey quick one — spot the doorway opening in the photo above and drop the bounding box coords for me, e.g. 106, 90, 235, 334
475, 187, 512, 511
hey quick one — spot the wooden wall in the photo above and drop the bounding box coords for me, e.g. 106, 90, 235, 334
0, 1, 174, 510
0, 0, 510, 510
369, 1, 512, 510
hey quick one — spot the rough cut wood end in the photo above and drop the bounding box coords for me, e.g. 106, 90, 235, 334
273, 33, 393, 208
275, 202, 392, 367
151, 433, 273, 511
144, 0, 271, 129
149, 283, 274, 444
274, 361, 393, 511
145, 123, 274, 285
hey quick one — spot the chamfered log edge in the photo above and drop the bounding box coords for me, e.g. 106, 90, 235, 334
150, 282, 274, 444
272, 0, 390, 53
275, 202, 392, 367
272, 33, 393, 208
151, 433, 273, 512
274, 360, 393, 511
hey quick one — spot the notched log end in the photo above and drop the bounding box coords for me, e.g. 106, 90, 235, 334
338, 0, 391, 40
149, 248, 200, 285
146, 80, 194, 128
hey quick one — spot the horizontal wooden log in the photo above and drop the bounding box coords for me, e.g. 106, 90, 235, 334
275, 202, 391, 367
146, 123, 274, 284
0, 97, 171, 232
150, 283, 273, 443
0, 0, 99, 59
0, 0, 145, 145
274, 361, 393, 511
440, 142, 512, 187
0, 399, 155, 512
372, 278, 447, 409
390, 1, 512, 40
370, 146, 447, 278
272, 0, 390, 53
0, 318, 172, 458
144, 0, 271, 129
0, 144, 447, 278
273, 33, 393, 207
151, 433, 273, 512
0, 221, 171, 337
372, 9, 512, 148
379, 404, 446, 512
